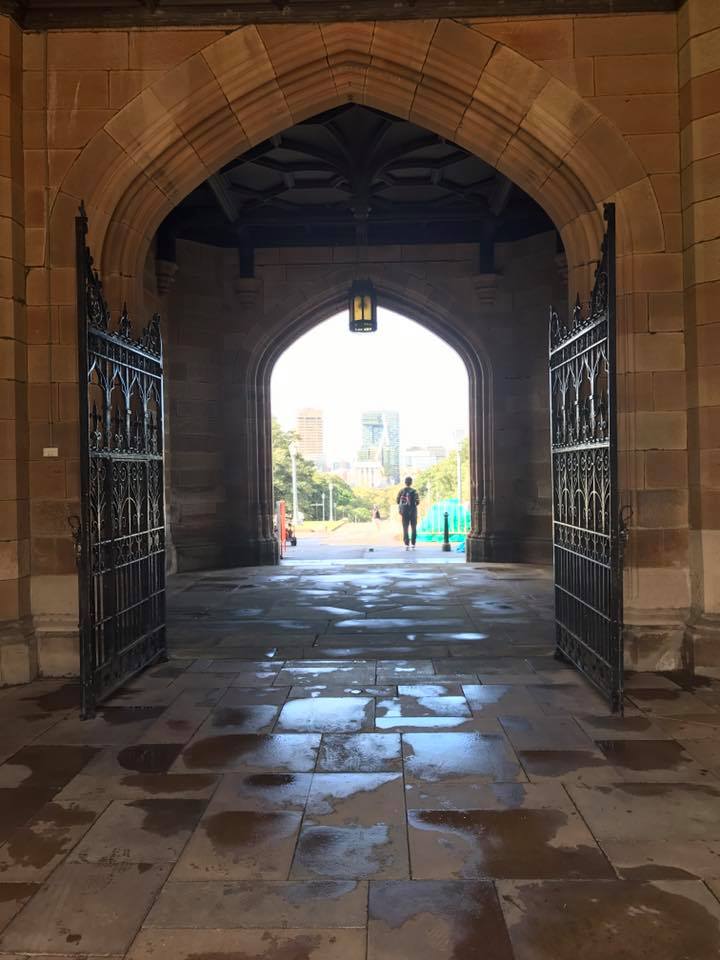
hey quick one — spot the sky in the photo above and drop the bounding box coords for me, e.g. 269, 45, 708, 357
271, 307, 469, 464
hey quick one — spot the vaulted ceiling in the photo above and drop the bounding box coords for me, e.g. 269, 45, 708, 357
166, 104, 554, 262
3, 0, 680, 28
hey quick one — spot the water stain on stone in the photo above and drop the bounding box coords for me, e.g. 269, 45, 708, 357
581, 716, 656, 732
295, 824, 392, 878
518, 750, 610, 776
410, 809, 614, 879
614, 782, 720, 799
187, 934, 323, 960
618, 864, 697, 881
663, 670, 713, 690
20, 684, 80, 713
628, 689, 691, 702
183, 736, 255, 769
2, 802, 96, 870
116, 743, 183, 774
369, 880, 514, 960
596, 739, 696, 771
1, 745, 98, 787
119, 773, 217, 794
204, 810, 297, 850
245, 773, 296, 787
0, 881, 38, 903
99, 706, 165, 725
0, 788, 58, 843
127, 798, 206, 837
211, 708, 251, 727
502, 878, 720, 959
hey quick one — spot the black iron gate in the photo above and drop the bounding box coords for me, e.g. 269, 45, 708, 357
74, 205, 167, 718
549, 203, 628, 713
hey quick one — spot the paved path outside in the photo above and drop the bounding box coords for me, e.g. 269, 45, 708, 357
0, 559, 719, 958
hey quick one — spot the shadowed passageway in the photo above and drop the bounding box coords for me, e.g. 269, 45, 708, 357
0, 560, 719, 958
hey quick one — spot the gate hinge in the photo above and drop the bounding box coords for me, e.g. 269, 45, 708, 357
67, 514, 82, 563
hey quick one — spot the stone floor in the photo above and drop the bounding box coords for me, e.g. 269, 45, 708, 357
1, 558, 720, 959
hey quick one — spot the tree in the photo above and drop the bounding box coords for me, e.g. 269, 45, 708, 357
414, 438, 470, 503
272, 418, 323, 516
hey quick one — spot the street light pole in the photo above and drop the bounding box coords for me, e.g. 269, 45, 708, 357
321, 491, 326, 522
288, 440, 299, 523
328, 481, 334, 522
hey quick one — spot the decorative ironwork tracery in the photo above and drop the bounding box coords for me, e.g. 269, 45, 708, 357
549, 203, 627, 712
75, 204, 166, 718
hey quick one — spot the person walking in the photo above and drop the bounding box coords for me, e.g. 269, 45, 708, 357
397, 476, 420, 550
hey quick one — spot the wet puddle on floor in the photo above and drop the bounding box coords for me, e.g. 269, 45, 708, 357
408, 808, 615, 879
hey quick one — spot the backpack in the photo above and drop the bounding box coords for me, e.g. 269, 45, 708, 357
398, 488, 417, 513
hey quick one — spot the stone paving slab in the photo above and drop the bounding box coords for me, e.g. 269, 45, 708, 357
127, 928, 367, 959
0, 862, 170, 954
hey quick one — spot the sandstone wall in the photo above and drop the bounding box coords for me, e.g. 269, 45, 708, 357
164, 233, 566, 573
680, 0, 720, 669
0, 19, 30, 683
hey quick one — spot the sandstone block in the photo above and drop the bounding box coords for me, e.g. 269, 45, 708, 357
574, 15, 677, 57
596, 53, 678, 96
636, 410, 687, 449
632, 253, 683, 292
653, 370, 688, 411
646, 449, 689, 488
681, 113, 720, 167
626, 133, 680, 174
29, 459, 65, 500
697, 321, 720, 365
679, 67, 720, 123
679, 0, 720, 45
47, 31, 128, 70
697, 365, 720, 405
129, 30, 224, 70
589, 93, 679, 135
470, 18, 572, 61
649, 291, 684, 331
536, 57, 594, 96
680, 27, 720, 84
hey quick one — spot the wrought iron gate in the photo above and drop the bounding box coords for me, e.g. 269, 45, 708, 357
74, 205, 167, 718
549, 203, 628, 713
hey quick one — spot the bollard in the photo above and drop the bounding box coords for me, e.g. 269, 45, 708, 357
441, 511, 452, 552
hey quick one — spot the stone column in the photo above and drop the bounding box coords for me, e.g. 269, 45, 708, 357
680, 0, 720, 668
221, 275, 277, 568
0, 16, 33, 682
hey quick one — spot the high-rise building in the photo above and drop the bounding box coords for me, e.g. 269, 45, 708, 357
358, 410, 400, 484
403, 445, 447, 471
296, 407, 325, 470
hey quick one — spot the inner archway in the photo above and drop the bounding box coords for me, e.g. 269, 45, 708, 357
154, 98, 568, 572
270, 306, 471, 560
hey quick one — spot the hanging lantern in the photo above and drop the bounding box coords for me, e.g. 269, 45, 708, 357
348, 278, 377, 333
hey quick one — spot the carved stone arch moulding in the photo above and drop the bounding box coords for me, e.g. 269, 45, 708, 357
48, 20, 666, 317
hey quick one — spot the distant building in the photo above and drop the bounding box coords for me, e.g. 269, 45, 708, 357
358, 410, 400, 484
403, 445, 447, 471
352, 459, 386, 488
296, 407, 325, 470
331, 460, 352, 483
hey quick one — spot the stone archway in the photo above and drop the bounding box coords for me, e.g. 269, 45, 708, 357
43, 17, 680, 663
228, 277, 496, 567
48, 19, 665, 314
